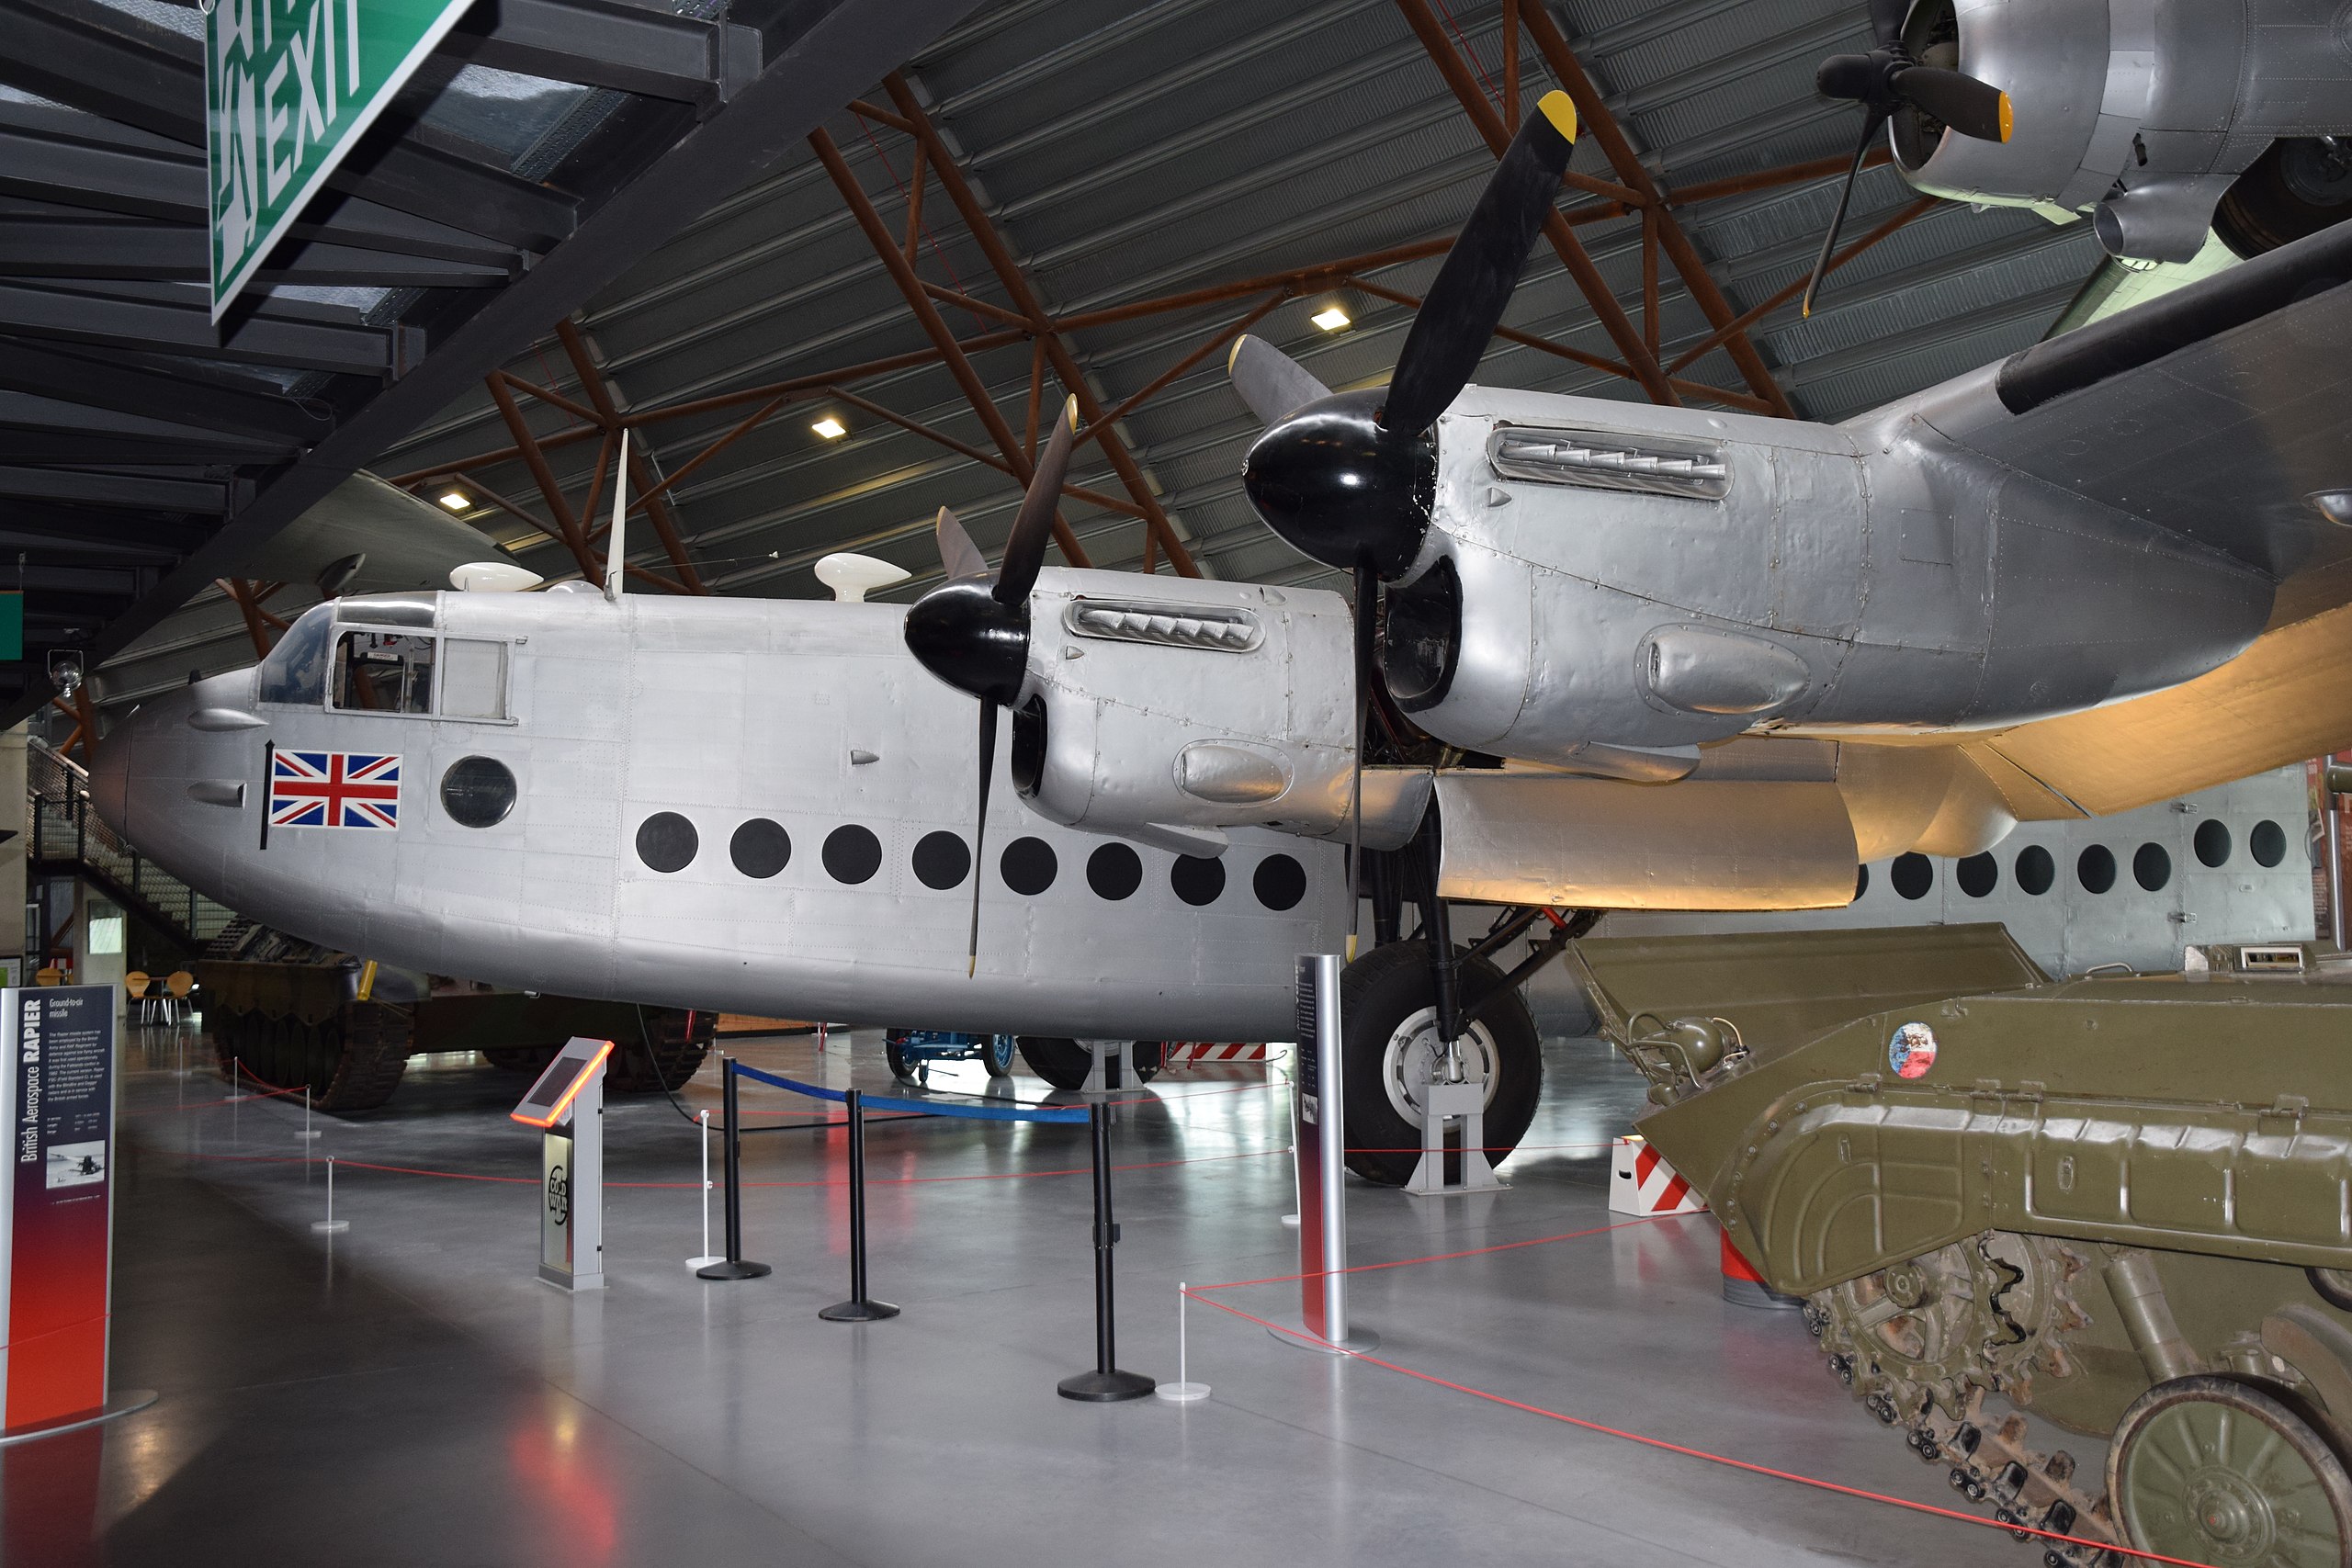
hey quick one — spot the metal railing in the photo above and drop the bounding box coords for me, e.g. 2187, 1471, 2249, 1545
29, 739, 239, 948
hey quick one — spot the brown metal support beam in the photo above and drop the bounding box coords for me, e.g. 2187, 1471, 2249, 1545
1075, 289, 1290, 454
809, 123, 1093, 570
884, 72, 1198, 577
484, 374, 602, 581
1664, 197, 1937, 375
554, 318, 710, 592
1392, 0, 1680, 407
1515, 1, 1796, 417
492, 370, 604, 428
825, 388, 1151, 520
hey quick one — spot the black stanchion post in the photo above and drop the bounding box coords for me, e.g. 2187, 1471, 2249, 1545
696, 1057, 771, 1281
820, 1088, 899, 1322
1057, 1102, 1153, 1401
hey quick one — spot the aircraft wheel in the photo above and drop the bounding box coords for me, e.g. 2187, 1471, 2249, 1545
2215, 138, 2352, 257
884, 1035, 922, 1084
1338, 942, 1542, 1187
1017, 1036, 1091, 1090
2109, 1374, 2352, 1568
982, 1034, 1017, 1077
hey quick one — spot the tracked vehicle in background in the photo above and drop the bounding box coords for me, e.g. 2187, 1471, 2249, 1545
199, 920, 714, 1111
1573, 927, 2352, 1568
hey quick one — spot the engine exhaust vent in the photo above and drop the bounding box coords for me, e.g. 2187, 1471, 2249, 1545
1063, 599, 1263, 652
1487, 424, 1730, 500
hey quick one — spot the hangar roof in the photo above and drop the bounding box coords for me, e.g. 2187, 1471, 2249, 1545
26, 0, 2127, 721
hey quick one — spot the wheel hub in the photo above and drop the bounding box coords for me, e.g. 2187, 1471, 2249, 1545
2185, 1471, 2267, 1555
1380, 1006, 1498, 1129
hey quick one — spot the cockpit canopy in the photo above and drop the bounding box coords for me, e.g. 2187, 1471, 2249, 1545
254, 594, 507, 721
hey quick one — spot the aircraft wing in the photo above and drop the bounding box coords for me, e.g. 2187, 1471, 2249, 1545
1925, 219, 2352, 630
1882, 220, 2352, 818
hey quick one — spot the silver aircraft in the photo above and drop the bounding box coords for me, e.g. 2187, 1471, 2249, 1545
1800, 0, 2352, 281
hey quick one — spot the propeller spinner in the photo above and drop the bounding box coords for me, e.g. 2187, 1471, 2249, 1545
1232, 90, 1578, 582
901, 396, 1080, 973
1802, 0, 2010, 316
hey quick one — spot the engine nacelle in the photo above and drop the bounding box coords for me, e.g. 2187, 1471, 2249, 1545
1892, 0, 2352, 261
1012, 569, 1364, 847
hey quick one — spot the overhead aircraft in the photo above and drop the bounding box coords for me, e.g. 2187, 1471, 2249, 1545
898, 91, 2352, 1177
1799, 0, 2352, 294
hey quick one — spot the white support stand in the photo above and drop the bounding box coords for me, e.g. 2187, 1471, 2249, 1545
1402, 1070, 1508, 1198
686, 1109, 722, 1269
1080, 1039, 1137, 1096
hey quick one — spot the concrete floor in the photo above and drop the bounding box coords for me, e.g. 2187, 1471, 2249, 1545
6, 1026, 2033, 1568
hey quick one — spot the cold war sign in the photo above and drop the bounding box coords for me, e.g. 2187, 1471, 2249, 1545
206, 0, 479, 321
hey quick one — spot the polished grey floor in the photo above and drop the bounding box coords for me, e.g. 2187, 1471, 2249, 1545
6, 1027, 2028, 1568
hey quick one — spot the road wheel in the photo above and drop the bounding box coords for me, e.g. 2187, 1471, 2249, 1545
885, 1034, 922, 1084
2109, 1374, 2352, 1568
982, 1034, 1017, 1077
1337, 942, 1542, 1187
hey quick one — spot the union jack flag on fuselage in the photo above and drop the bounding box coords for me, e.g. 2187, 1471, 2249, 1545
270, 750, 401, 829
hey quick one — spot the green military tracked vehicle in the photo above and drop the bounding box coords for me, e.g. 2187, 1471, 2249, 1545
199, 920, 714, 1111
1571, 926, 2352, 1568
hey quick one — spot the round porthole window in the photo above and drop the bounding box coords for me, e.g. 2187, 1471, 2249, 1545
1087, 842, 1143, 901
1253, 854, 1306, 911
1854, 864, 1870, 899
1955, 852, 1998, 898
2015, 844, 2054, 896
2134, 841, 2173, 892
1171, 854, 1226, 907
1890, 852, 1933, 900
441, 756, 515, 829
2251, 818, 2288, 867
2077, 844, 2117, 895
636, 811, 696, 873
1001, 836, 1057, 897
822, 825, 884, 885
730, 818, 791, 879
912, 830, 970, 891
2193, 818, 2232, 868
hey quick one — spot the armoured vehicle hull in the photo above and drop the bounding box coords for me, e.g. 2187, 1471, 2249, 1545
1573, 927, 2352, 1568
200, 922, 713, 1111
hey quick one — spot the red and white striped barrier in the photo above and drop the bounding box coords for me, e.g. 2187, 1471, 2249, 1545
1609, 1136, 1705, 1216
1163, 1043, 1273, 1065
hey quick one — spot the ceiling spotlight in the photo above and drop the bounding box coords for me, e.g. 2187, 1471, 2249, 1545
811, 417, 848, 441
436, 490, 471, 511
1310, 306, 1351, 332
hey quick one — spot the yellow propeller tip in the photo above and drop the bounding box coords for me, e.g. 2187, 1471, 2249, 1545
1063, 393, 1079, 428
1227, 336, 1247, 376
1537, 89, 1577, 143
1996, 91, 2013, 142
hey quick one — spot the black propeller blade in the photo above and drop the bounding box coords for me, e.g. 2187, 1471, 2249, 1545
901, 396, 1080, 975
1384, 90, 1580, 437
1228, 91, 1580, 584
1804, 4, 2011, 317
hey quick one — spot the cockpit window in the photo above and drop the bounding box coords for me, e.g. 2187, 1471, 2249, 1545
334, 593, 437, 629
333, 630, 435, 714
256, 602, 334, 705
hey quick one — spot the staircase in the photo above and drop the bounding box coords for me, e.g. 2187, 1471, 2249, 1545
29, 740, 239, 951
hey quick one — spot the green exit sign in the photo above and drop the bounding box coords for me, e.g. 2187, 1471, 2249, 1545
207, 0, 480, 321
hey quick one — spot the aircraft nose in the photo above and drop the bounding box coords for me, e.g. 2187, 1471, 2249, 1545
85, 700, 139, 838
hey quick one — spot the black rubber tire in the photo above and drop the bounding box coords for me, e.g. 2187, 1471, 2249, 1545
606, 1008, 714, 1095
1017, 1036, 1091, 1090
1338, 942, 1543, 1187
885, 1037, 921, 1084
983, 1034, 1017, 1077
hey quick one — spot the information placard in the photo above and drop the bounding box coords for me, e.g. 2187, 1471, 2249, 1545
1, 987, 117, 1428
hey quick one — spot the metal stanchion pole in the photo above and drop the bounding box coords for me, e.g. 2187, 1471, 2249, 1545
696, 1058, 770, 1281
686, 1108, 721, 1269
820, 1088, 899, 1322
1058, 1102, 1153, 1401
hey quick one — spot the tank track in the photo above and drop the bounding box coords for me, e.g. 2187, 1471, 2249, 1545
1804, 1231, 2121, 1566
313, 1003, 413, 1112
606, 1009, 714, 1095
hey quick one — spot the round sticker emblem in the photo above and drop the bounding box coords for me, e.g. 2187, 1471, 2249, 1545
1888, 1021, 1937, 1079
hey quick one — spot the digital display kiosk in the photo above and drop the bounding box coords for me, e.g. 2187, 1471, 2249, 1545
511, 1037, 612, 1292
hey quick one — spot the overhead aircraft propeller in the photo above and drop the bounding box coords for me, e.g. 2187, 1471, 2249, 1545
1224, 91, 1580, 953
902, 396, 1080, 974
1803, 0, 2010, 317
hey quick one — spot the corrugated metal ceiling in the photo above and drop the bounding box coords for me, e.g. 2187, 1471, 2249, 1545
374, 0, 2109, 602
